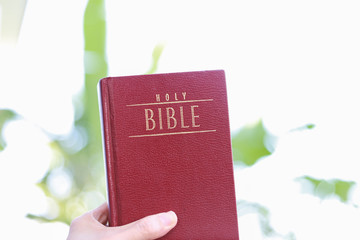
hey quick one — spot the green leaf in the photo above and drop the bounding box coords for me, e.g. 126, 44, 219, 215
306, 123, 316, 129
237, 200, 296, 239
146, 43, 165, 74
290, 123, 316, 132
232, 120, 273, 166
334, 180, 356, 202
0, 109, 17, 151
297, 176, 356, 203
26, 214, 56, 223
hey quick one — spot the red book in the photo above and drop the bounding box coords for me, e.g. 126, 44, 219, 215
98, 70, 239, 239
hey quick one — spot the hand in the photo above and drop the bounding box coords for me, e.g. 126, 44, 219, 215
67, 203, 178, 240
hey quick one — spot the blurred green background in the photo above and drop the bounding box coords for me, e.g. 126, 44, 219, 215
0, 0, 359, 239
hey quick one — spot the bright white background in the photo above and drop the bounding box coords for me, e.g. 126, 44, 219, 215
0, 0, 359, 239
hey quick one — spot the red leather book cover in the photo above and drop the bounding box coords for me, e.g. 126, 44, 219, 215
98, 70, 239, 239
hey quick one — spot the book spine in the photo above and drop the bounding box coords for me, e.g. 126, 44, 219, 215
98, 77, 119, 226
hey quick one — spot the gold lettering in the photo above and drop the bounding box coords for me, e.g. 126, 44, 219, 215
175, 93, 178, 100
165, 94, 170, 101
180, 106, 190, 128
166, 107, 177, 129
191, 105, 200, 127
144, 104, 200, 131
158, 108, 163, 130
155, 94, 160, 102
182, 92, 186, 100
145, 109, 156, 131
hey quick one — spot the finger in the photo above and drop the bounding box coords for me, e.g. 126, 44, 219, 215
90, 202, 109, 226
116, 211, 178, 240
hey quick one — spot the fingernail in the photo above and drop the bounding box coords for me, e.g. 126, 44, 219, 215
159, 211, 177, 227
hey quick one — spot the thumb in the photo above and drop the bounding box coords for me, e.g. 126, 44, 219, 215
91, 202, 109, 225
116, 211, 178, 240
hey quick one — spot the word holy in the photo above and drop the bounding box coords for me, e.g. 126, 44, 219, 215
155, 92, 187, 102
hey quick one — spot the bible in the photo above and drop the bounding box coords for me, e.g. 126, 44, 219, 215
98, 70, 239, 239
